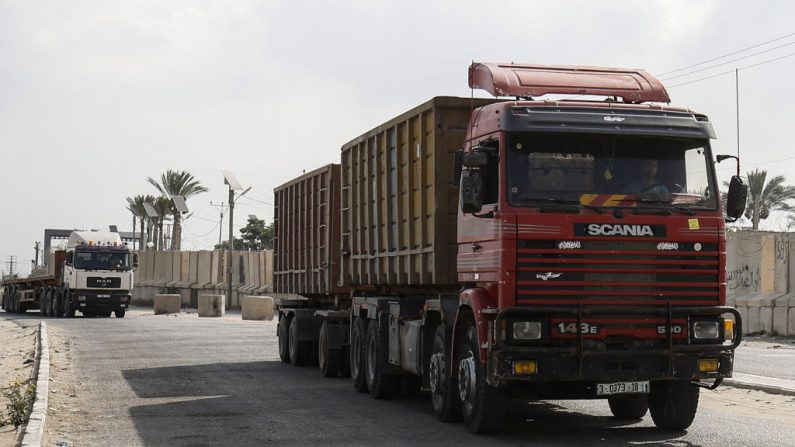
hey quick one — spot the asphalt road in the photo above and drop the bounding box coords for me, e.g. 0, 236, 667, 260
734, 338, 795, 381
3, 309, 795, 447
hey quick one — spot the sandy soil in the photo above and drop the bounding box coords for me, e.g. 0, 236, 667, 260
0, 320, 35, 447
701, 385, 795, 426
42, 325, 92, 447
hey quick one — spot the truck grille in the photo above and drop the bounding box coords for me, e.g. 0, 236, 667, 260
87, 277, 121, 288
516, 240, 720, 305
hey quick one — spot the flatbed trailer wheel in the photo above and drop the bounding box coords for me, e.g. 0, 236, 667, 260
319, 321, 341, 377
288, 315, 312, 366
53, 290, 64, 318
458, 321, 507, 434
365, 318, 399, 399
430, 324, 461, 422
277, 314, 291, 363
648, 380, 700, 430
350, 317, 369, 393
608, 395, 649, 419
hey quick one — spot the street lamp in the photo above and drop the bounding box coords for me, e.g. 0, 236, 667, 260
170, 195, 190, 250
220, 169, 250, 307
143, 203, 159, 250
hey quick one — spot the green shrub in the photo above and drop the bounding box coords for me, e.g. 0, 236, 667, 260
0, 379, 36, 427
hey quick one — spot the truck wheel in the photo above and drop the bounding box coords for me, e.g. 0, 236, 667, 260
53, 290, 63, 318
648, 380, 700, 430
430, 324, 462, 422
277, 314, 291, 363
65, 299, 76, 318
458, 322, 507, 434
340, 346, 351, 378
319, 322, 341, 377
399, 375, 422, 398
13, 290, 21, 314
288, 316, 311, 366
608, 395, 649, 419
365, 318, 399, 399
99, 311, 112, 318
114, 309, 125, 318
350, 317, 369, 393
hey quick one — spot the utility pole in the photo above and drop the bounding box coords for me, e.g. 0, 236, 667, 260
5, 256, 17, 277
220, 169, 249, 308
33, 241, 41, 268
210, 201, 227, 247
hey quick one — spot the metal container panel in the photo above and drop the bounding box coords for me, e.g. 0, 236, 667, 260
273, 164, 342, 296
340, 96, 497, 288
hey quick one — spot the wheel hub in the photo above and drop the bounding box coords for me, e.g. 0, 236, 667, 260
458, 355, 476, 403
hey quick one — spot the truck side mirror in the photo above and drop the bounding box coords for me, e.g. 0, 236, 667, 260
725, 175, 748, 219
65, 252, 73, 266
133, 253, 139, 268
460, 170, 484, 214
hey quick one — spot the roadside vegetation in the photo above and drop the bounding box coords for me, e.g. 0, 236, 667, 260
0, 378, 35, 428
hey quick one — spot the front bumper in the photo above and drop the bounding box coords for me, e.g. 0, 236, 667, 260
490, 305, 742, 384
73, 290, 131, 311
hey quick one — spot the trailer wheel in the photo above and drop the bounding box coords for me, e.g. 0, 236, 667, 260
114, 309, 125, 318
365, 318, 399, 399
53, 290, 64, 318
277, 314, 291, 363
648, 380, 700, 430
608, 395, 649, 419
430, 324, 462, 422
319, 322, 341, 377
458, 322, 507, 434
350, 317, 369, 393
288, 315, 312, 366
340, 346, 351, 378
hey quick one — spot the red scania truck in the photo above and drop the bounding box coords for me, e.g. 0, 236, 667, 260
273, 63, 748, 433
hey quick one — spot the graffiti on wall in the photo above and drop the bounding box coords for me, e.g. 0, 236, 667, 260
776, 239, 789, 261
727, 264, 761, 292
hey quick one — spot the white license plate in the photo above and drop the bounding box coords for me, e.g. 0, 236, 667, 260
596, 381, 649, 395
97, 294, 110, 298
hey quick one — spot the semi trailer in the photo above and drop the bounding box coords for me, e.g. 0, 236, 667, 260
273, 63, 749, 433
2, 231, 137, 318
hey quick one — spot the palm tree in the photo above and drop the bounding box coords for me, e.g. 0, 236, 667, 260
152, 196, 173, 250
147, 170, 208, 250
126, 194, 155, 250
728, 169, 795, 230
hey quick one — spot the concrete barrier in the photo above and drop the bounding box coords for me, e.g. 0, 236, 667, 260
154, 294, 181, 315
773, 294, 793, 336
241, 295, 274, 321
198, 294, 225, 317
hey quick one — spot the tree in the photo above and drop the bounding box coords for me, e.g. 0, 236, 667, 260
214, 238, 246, 251
126, 195, 155, 250
737, 169, 795, 230
239, 217, 274, 251
147, 170, 208, 250
152, 196, 173, 250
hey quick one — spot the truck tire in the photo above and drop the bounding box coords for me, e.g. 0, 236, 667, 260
608, 395, 649, 419
319, 321, 341, 377
114, 309, 125, 318
54, 290, 64, 318
350, 317, 369, 393
13, 290, 22, 314
288, 315, 312, 366
430, 324, 462, 422
648, 380, 700, 430
99, 311, 112, 318
458, 322, 507, 434
365, 318, 399, 399
399, 375, 422, 398
340, 346, 351, 378
65, 299, 76, 318
277, 314, 291, 363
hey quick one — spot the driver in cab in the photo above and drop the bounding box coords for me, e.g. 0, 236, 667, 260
625, 159, 669, 194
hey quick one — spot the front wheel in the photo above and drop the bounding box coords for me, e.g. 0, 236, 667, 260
114, 309, 125, 318
430, 324, 461, 422
458, 322, 507, 434
608, 395, 649, 419
648, 380, 700, 430
64, 291, 76, 318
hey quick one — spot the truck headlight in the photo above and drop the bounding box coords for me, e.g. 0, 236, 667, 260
513, 321, 542, 340
693, 321, 720, 339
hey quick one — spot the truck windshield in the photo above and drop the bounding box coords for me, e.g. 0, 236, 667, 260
73, 251, 132, 271
506, 132, 717, 210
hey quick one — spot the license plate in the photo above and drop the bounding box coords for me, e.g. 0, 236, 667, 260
596, 381, 649, 396
97, 294, 110, 298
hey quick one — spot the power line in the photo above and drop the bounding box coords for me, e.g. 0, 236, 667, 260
660, 40, 795, 81
658, 31, 795, 76
667, 51, 795, 89
239, 195, 273, 206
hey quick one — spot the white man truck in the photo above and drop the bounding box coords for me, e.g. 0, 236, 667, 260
1, 231, 137, 318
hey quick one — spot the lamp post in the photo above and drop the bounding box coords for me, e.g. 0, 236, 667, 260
221, 170, 249, 307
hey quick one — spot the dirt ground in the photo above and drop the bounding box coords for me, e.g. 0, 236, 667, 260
42, 324, 92, 447
0, 320, 35, 447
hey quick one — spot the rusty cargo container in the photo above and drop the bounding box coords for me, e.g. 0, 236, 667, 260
273, 164, 344, 297
340, 96, 497, 289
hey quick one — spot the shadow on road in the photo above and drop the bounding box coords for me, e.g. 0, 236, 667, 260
122, 360, 698, 447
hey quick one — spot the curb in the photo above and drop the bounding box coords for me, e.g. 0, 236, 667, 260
724, 373, 795, 397
20, 321, 49, 447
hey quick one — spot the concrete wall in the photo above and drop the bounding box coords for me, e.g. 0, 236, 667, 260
727, 231, 795, 336
132, 249, 273, 309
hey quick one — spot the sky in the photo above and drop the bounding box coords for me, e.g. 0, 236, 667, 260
1, 0, 794, 275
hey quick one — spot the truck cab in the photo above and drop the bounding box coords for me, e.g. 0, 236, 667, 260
62, 231, 136, 317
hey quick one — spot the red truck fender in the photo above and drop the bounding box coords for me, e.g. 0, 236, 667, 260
454, 287, 498, 364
